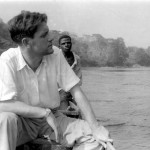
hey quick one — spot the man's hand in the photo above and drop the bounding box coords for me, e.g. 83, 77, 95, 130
92, 124, 112, 143
46, 112, 62, 143
92, 124, 113, 149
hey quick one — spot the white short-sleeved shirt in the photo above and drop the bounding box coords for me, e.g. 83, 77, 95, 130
0, 46, 80, 109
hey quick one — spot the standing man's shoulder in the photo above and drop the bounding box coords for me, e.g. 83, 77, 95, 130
73, 52, 80, 60
48, 45, 63, 60
52, 45, 62, 55
45, 46, 64, 65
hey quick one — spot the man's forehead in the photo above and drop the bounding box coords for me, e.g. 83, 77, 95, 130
36, 23, 49, 34
60, 38, 71, 42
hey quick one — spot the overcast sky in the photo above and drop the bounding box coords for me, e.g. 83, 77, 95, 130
0, 0, 150, 48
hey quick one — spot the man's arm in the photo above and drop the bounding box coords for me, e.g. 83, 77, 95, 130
70, 85, 111, 142
70, 85, 97, 127
0, 99, 61, 142
0, 99, 46, 118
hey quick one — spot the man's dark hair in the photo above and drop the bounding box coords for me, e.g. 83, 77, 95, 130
58, 34, 71, 45
7, 10, 47, 45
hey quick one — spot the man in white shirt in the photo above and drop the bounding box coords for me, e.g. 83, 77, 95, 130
0, 11, 112, 150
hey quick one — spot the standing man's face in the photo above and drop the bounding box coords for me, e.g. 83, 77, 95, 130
59, 38, 72, 53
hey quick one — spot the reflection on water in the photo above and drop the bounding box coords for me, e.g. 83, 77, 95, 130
82, 67, 150, 150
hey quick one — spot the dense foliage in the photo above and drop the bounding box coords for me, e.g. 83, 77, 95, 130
0, 19, 17, 54
1, 19, 150, 67
50, 30, 150, 67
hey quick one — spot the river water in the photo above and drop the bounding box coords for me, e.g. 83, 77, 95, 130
81, 67, 150, 150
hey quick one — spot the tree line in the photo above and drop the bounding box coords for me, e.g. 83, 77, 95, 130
51, 31, 150, 67
1, 19, 150, 67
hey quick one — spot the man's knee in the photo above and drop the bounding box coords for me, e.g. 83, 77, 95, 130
0, 112, 18, 125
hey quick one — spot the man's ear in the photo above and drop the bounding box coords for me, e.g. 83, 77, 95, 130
22, 38, 30, 47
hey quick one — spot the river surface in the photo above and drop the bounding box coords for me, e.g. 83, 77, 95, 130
81, 67, 150, 150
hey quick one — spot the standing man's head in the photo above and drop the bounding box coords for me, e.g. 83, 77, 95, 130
59, 35, 72, 53
7, 10, 53, 57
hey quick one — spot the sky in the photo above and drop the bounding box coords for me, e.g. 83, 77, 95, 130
0, 0, 150, 48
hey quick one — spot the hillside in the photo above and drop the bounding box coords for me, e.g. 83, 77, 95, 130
1, 19, 150, 67
0, 19, 17, 54
50, 30, 150, 67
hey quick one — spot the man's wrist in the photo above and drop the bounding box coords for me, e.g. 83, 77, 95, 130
45, 108, 51, 118
90, 121, 100, 130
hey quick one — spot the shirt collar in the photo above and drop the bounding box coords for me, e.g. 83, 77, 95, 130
17, 47, 47, 71
17, 47, 27, 71
42, 56, 47, 63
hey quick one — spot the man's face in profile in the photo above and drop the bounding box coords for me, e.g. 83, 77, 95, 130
28, 22, 54, 57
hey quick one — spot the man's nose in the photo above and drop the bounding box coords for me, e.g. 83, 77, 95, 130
65, 43, 70, 46
48, 38, 53, 42
48, 34, 53, 42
